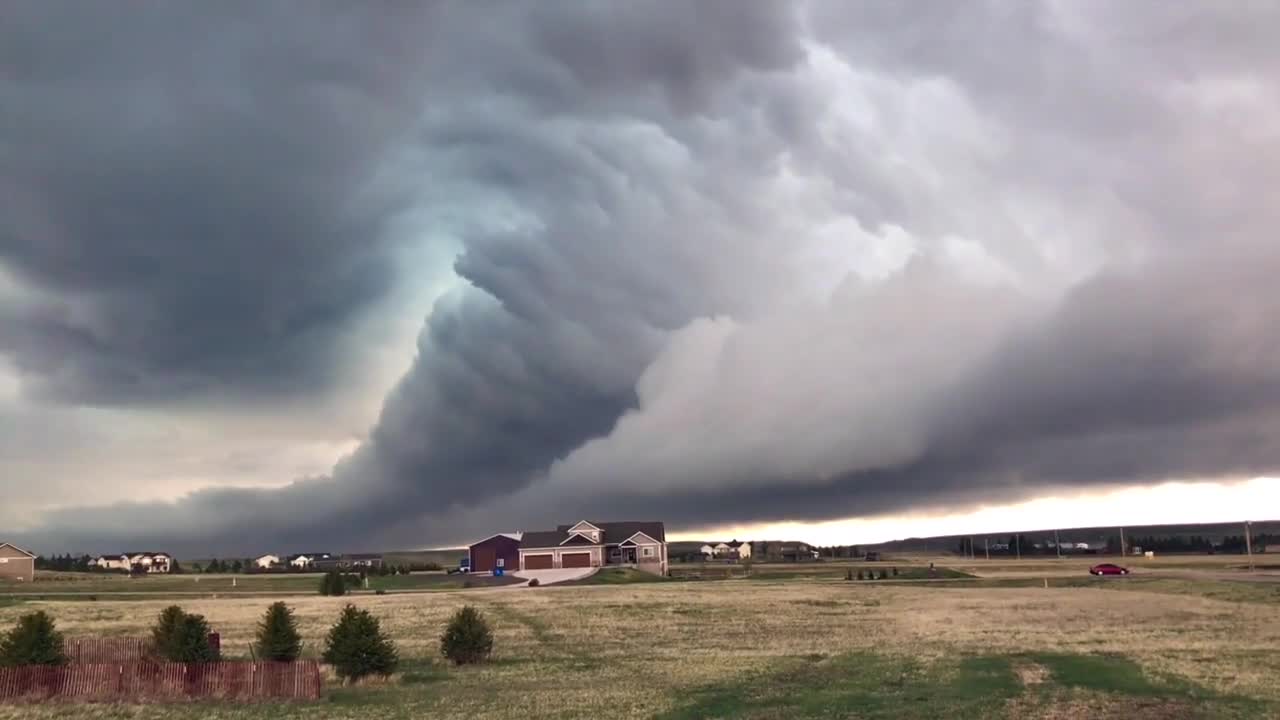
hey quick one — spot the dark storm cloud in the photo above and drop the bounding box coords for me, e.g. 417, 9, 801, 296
10, 1, 1280, 554
0, 3, 433, 403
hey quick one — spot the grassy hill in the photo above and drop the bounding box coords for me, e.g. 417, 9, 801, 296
863, 520, 1279, 554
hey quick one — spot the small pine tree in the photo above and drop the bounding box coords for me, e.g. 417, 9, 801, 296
170, 614, 218, 663
255, 602, 302, 662
319, 570, 347, 596
0, 611, 67, 666
440, 606, 493, 666
322, 605, 398, 682
856, 570, 864, 581
845, 568, 853, 581
151, 605, 187, 657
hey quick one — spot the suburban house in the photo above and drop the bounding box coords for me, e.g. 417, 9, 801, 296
701, 541, 753, 560
468, 533, 524, 573
91, 552, 173, 574
341, 553, 384, 569
287, 553, 336, 570
253, 554, 280, 569
754, 541, 815, 562
0, 543, 36, 581
518, 521, 668, 575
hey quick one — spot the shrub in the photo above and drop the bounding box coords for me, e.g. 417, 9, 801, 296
319, 570, 347, 596
322, 605, 398, 682
462, 579, 474, 589
151, 605, 187, 657
0, 611, 67, 666
892, 567, 899, 577
440, 606, 493, 666
255, 602, 301, 662
375, 589, 386, 595
856, 570, 863, 581
844, 569, 853, 581
527, 578, 540, 587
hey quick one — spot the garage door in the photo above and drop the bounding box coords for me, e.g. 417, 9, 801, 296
524, 554, 553, 570
561, 552, 591, 568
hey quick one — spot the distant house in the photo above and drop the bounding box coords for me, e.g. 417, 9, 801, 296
342, 553, 384, 569
699, 544, 716, 559
253, 554, 280, 569
770, 542, 815, 562
735, 542, 752, 560
287, 553, 336, 570
0, 543, 36, 582
518, 521, 668, 576
92, 552, 172, 574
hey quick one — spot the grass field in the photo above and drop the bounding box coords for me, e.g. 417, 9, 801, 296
0, 571, 519, 600
1, 558, 1277, 719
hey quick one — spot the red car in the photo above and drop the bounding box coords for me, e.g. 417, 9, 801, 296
1090, 563, 1130, 576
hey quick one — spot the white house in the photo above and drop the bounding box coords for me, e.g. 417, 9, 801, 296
254, 554, 280, 569
699, 544, 715, 559
736, 542, 752, 559
93, 552, 172, 574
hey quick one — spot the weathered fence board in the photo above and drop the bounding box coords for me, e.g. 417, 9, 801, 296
0, 661, 321, 702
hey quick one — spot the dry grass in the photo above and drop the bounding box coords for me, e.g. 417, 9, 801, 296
0, 579, 1276, 718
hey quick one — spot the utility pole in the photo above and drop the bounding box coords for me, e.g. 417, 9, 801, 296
1054, 529, 1062, 559
1245, 521, 1255, 572
969, 536, 975, 560
1120, 527, 1127, 558
984, 536, 990, 561
1016, 534, 1022, 561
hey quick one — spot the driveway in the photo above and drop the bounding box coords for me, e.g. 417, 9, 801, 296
510, 567, 596, 586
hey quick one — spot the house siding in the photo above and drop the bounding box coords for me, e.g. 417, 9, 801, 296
470, 535, 521, 573
0, 544, 35, 581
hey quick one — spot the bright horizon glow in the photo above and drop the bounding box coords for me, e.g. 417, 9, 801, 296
672, 477, 1280, 546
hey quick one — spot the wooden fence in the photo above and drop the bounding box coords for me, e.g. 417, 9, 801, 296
0, 661, 322, 702
66, 637, 152, 663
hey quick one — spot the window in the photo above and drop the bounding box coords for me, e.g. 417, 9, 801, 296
642, 547, 654, 558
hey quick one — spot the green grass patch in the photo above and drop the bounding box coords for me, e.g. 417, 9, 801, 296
560, 568, 671, 586
657, 652, 1022, 720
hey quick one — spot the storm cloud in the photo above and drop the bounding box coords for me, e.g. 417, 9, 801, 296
5, 1, 1280, 554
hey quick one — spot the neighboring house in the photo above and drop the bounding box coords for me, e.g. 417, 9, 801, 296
287, 553, 336, 570
518, 521, 668, 576
93, 552, 172, 574
736, 542, 752, 560
0, 543, 36, 581
342, 553, 384, 569
713, 542, 732, 556
699, 544, 715, 559
254, 554, 280, 569
468, 533, 524, 573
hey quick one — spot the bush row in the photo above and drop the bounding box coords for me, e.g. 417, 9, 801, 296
0, 602, 494, 682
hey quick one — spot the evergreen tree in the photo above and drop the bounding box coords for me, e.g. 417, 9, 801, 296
254, 602, 302, 661
151, 605, 187, 657
440, 606, 493, 666
322, 605, 398, 681
0, 611, 67, 666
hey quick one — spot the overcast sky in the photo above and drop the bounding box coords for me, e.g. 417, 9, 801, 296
3, 2, 1280, 555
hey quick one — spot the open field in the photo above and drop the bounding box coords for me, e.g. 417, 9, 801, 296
1, 563, 1278, 719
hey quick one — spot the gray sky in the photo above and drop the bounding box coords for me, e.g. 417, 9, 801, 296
3, 1, 1279, 554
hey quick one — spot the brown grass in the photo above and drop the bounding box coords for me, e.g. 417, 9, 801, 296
0, 579, 1276, 718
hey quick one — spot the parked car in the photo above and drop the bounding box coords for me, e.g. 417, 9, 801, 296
1090, 563, 1129, 576
446, 557, 471, 575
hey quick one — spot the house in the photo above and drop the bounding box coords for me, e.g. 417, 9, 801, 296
518, 521, 668, 576
468, 533, 524, 573
714, 542, 732, 556
92, 552, 172, 574
0, 543, 36, 582
253, 554, 280, 569
699, 544, 715, 559
287, 553, 336, 570
735, 542, 752, 560
342, 553, 384, 569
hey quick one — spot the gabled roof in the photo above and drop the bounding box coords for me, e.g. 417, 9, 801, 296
524, 521, 666, 548
560, 533, 598, 546
469, 532, 524, 547
123, 551, 171, 558
0, 543, 35, 559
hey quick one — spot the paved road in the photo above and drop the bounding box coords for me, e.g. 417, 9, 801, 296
510, 567, 597, 586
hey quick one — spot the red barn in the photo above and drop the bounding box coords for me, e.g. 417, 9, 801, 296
468, 533, 522, 573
